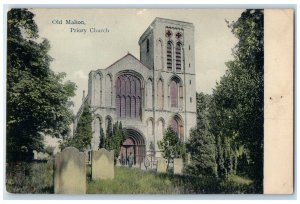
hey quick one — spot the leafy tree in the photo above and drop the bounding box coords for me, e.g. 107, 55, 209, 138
104, 121, 124, 164
61, 103, 92, 151
158, 127, 186, 168
104, 119, 113, 150
112, 122, 124, 164
7, 9, 76, 161
186, 93, 217, 177
99, 127, 105, 149
212, 9, 264, 189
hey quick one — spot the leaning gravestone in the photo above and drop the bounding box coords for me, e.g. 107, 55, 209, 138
91, 148, 114, 180
157, 158, 167, 173
54, 147, 86, 194
173, 158, 183, 175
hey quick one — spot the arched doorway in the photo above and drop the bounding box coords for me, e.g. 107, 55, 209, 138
120, 128, 146, 166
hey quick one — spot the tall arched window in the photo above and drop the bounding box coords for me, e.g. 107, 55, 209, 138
166, 41, 173, 71
171, 115, 183, 141
170, 80, 178, 108
157, 79, 164, 109
158, 39, 164, 70
157, 118, 165, 142
147, 118, 154, 136
94, 73, 102, 106
116, 74, 142, 119
175, 42, 182, 72
106, 74, 112, 106
169, 76, 183, 109
146, 78, 153, 109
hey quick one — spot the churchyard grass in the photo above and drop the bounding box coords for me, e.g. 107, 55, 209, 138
6, 161, 54, 193
87, 166, 256, 194
6, 162, 255, 194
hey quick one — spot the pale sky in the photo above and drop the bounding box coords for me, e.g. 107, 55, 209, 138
32, 8, 244, 113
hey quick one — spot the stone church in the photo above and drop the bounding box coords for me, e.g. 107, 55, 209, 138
74, 17, 196, 165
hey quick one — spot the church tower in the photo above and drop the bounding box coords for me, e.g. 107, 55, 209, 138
139, 18, 196, 152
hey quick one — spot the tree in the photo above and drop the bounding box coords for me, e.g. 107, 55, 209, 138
62, 104, 93, 151
212, 9, 264, 189
104, 118, 113, 150
99, 127, 105, 149
7, 9, 76, 161
186, 93, 217, 177
158, 127, 186, 168
104, 121, 124, 164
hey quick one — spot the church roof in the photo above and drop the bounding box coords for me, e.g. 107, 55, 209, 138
104, 53, 152, 70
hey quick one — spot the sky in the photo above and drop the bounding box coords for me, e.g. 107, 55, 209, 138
32, 8, 244, 113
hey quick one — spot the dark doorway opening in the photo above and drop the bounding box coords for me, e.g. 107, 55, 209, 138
120, 128, 146, 166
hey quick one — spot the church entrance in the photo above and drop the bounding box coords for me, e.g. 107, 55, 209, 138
120, 128, 145, 166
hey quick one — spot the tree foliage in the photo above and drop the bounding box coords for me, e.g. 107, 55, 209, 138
60, 103, 92, 151
212, 9, 264, 188
185, 10, 263, 192
186, 93, 217, 177
158, 127, 186, 168
99, 127, 105, 149
7, 9, 76, 161
105, 121, 124, 164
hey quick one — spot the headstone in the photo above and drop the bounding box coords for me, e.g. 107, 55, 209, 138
33, 150, 38, 160
91, 148, 114, 180
54, 147, 86, 194
187, 153, 191, 165
173, 158, 183, 174
157, 158, 167, 173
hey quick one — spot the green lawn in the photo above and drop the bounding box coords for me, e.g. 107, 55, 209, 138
6, 162, 257, 194
87, 166, 256, 194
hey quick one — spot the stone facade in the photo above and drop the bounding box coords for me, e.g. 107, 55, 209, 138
74, 18, 196, 166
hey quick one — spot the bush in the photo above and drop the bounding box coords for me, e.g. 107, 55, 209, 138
6, 161, 54, 193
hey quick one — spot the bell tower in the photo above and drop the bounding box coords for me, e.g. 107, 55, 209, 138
139, 17, 196, 144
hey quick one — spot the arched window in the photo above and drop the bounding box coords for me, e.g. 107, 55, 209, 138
121, 96, 126, 118
175, 42, 182, 71
167, 41, 173, 71
170, 80, 178, 108
157, 118, 165, 141
116, 74, 142, 119
171, 115, 183, 141
146, 78, 153, 109
169, 76, 183, 109
157, 79, 164, 109
158, 39, 164, 70
126, 96, 131, 117
116, 95, 121, 117
106, 74, 112, 106
147, 118, 154, 136
94, 73, 102, 106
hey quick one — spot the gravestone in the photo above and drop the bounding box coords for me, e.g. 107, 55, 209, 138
173, 158, 183, 175
54, 147, 86, 194
157, 158, 167, 173
187, 153, 191, 165
91, 148, 114, 180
